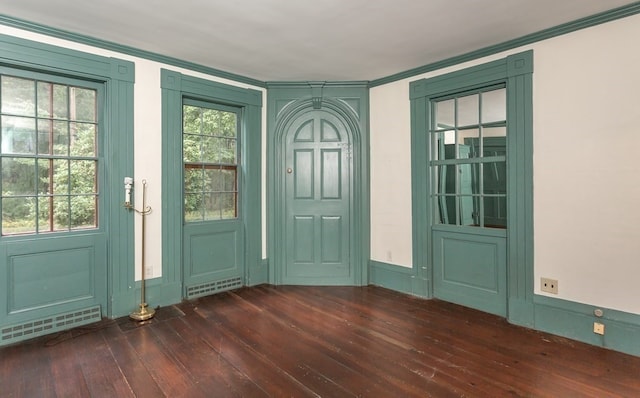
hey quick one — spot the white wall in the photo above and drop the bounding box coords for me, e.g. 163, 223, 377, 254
0, 25, 268, 280
370, 14, 640, 315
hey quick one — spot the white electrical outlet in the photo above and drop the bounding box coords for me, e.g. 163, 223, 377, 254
593, 322, 605, 335
540, 277, 558, 294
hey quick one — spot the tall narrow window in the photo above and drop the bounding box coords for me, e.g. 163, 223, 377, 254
183, 100, 240, 222
0, 74, 99, 235
430, 85, 507, 228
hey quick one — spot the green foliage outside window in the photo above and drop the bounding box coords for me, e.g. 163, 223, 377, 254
0, 75, 98, 235
182, 104, 239, 222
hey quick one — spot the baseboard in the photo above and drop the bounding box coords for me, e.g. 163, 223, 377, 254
368, 260, 639, 357
369, 260, 429, 298
534, 295, 640, 357
1, 305, 101, 346
111, 279, 182, 318
508, 297, 535, 328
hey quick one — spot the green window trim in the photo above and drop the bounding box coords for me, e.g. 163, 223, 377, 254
0, 33, 135, 319
410, 50, 534, 326
161, 69, 263, 290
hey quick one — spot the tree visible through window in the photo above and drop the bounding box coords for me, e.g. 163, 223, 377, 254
183, 101, 239, 222
0, 74, 99, 235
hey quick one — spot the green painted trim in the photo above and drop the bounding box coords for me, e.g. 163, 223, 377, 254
110, 278, 182, 318
0, 33, 135, 321
534, 295, 640, 357
371, 2, 640, 87
161, 69, 263, 299
506, 51, 535, 314
142, 279, 183, 313
370, 261, 415, 296
267, 81, 369, 88
410, 96, 431, 298
109, 57, 135, 82
266, 83, 369, 286
0, 14, 266, 88
105, 61, 136, 318
0, 32, 115, 79
409, 50, 534, 326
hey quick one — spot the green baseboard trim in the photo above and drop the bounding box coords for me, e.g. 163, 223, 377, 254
410, 276, 430, 298
508, 297, 535, 328
534, 295, 640, 357
369, 260, 639, 357
369, 260, 429, 298
369, 260, 412, 292
110, 291, 137, 318
111, 279, 182, 318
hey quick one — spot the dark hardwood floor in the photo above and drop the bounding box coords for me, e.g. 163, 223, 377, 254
1, 285, 639, 397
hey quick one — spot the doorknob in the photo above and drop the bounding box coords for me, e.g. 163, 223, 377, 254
287, 168, 293, 174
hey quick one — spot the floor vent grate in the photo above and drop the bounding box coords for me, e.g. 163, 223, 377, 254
187, 277, 243, 299
1, 305, 101, 346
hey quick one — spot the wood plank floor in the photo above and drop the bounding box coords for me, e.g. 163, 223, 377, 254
1, 285, 639, 397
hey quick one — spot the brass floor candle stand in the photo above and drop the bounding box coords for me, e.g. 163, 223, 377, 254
125, 179, 155, 321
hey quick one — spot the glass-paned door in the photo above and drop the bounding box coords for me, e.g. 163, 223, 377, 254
0, 68, 107, 331
429, 85, 508, 317
181, 99, 244, 298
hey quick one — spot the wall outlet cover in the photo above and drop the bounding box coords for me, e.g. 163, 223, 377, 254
540, 277, 558, 294
593, 322, 605, 335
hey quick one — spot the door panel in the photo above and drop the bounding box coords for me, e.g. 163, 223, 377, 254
294, 150, 314, 198
321, 216, 342, 263
283, 110, 352, 284
433, 229, 506, 316
183, 216, 243, 296
321, 149, 341, 199
187, 229, 238, 277
293, 216, 314, 263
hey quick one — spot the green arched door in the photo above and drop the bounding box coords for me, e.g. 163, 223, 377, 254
282, 109, 353, 285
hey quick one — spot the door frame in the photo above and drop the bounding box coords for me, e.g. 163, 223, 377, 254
0, 33, 135, 334
410, 51, 534, 326
161, 69, 263, 302
267, 83, 369, 286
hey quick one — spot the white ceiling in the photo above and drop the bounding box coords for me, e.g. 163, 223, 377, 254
0, 0, 637, 82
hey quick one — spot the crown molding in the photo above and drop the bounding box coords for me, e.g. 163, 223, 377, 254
370, 1, 640, 87
0, 14, 266, 88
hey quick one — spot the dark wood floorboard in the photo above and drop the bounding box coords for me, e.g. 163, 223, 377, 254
1, 285, 639, 397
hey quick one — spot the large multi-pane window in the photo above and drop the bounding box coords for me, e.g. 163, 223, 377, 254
183, 100, 239, 222
430, 85, 507, 228
0, 73, 99, 235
